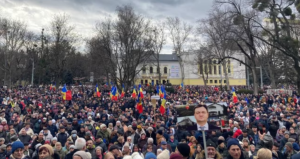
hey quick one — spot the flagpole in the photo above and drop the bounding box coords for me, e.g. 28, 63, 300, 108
202, 130, 208, 158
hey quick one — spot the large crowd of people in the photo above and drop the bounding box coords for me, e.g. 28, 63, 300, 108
0, 84, 299, 159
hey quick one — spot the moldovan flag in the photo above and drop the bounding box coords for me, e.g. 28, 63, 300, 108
159, 88, 167, 115
179, 82, 183, 89
66, 90, 72, 101
111, 86, 117, 101
121, 84, 125, 98
136, 90, 143, 114
61, 84, 67, 100
159, 86, 164, 98
232, 87, 238, 103
132, 86, 137, 98
95, 84, 101, 97
138, 84, 144, 99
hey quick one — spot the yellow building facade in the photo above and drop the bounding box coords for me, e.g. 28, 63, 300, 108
135, 53, 246, 86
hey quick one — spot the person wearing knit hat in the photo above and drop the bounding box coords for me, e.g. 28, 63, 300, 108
145, 152, 157, 159
73, 150, 92, 159
157, 149, 170, 159
132, 152, 144, 159
38, 144, 58, 159
10, 141, 30, 159
226, 138, 243, 159
284, 142, 297, 158
175, 143, 190, 159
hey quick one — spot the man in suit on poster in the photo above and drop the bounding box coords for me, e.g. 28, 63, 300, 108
191, 104, 221, 131
184, 104, 221, 146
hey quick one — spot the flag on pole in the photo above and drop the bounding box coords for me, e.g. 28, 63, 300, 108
160, 88, 167, 115
95, 84, 101, 97
136, 88, 143, 113
159, 86, 164, 98
132, 85, 137, 98
179, 82, 184, 89
151, 81, 154, 86
61, 84, 67, 100
111, 86, 117, 101
121, 84, 125, 98
138, 84, 144, 99
232, 87, 238, 103
66, 90, 72, 100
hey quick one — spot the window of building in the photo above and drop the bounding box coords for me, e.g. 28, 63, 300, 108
167, 80, 169, 83
214, 65, 217, 74
156, 80, 159, 84
219, 80, 222, 83
145, 80, 148, 84
141, 80, 143, 84
142, 67, 146, 74
152, 80, 154, 85
214, 80, 217, 83
210, 80, 213, 83
157, 67, 160, 74
224, 80, 226, 83
150, 67, 153, 73
164, 67, 167, 74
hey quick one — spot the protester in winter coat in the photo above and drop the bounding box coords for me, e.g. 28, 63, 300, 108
54, 142, 67, 159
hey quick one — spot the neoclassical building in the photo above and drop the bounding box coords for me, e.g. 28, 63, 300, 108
134, 52, 246, 86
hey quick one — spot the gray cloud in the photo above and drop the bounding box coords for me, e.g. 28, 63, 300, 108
1, 0, 213, 53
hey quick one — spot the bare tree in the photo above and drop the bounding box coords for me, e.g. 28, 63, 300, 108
197, 10, 236, 90
47, 14, 77, 84
250, 0, 300, 92
0, 18, 27, 88
93, 5, 153, 89
215, 0, 260, 95
150, 22, 166, 84
166, 17, 192, 86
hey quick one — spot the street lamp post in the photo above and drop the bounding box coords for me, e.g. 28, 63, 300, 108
31, 58, 34, 86
256, 66, 263, 89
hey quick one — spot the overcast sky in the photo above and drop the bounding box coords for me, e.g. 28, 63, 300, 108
0, 0, 214, 53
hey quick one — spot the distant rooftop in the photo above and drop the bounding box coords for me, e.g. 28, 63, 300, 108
152, 54, 179, 61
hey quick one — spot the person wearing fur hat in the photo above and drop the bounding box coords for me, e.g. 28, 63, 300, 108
196, 140, 222, 159
157, 149, 170, 159
38, 144, 60, 159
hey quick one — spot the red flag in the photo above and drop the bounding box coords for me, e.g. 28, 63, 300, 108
66, 90, 72, 101
137, 103, 143, 114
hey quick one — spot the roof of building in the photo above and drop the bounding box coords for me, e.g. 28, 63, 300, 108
155, 54, 179, 61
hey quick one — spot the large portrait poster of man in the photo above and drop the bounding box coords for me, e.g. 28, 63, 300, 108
176, 104, 224, 131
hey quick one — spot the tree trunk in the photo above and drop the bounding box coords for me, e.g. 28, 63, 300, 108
158, 59, 161, 84
267, 62, 276, 88
251, 67, 258, 95
179, 60, 185, 86
222, 62, 230, 90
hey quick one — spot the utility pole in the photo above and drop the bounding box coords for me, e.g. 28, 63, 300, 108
31, 58, 34, 86
4, 24, 8, 86
256, 66, 263, 89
